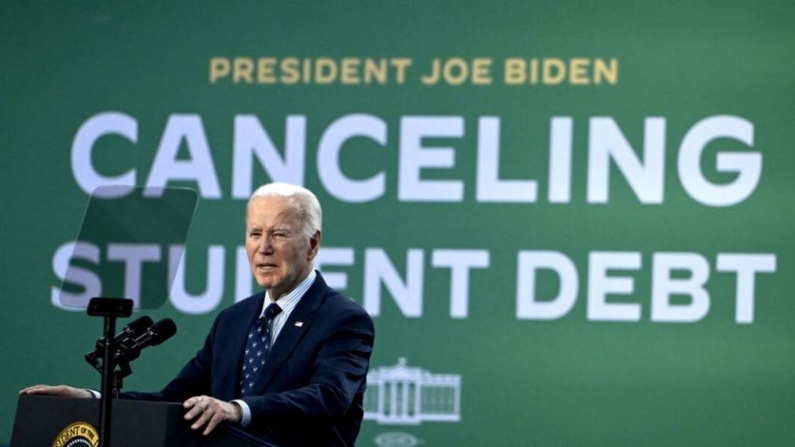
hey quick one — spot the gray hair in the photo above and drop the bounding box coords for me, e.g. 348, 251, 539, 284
248, 183, 322, 240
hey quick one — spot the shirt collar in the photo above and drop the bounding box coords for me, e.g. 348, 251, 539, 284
260, 269, 316, 317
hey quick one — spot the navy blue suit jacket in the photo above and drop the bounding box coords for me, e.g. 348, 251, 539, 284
125, 273, 375, 446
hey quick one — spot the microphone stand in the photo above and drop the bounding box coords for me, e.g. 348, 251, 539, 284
88, 297, 133, 447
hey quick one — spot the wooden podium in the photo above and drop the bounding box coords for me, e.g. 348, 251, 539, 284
11, 394, 274, 447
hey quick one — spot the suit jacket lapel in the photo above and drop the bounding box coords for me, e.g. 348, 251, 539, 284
223, 293, 264, 400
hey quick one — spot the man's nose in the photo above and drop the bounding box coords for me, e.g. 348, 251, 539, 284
258, 235, 275, 254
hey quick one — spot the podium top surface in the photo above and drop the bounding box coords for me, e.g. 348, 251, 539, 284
11, 395, 273, 447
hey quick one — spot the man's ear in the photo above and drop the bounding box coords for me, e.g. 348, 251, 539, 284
308, 230, 322, 260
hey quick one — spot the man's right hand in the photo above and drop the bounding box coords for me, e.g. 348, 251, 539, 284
19, 385, 93, 398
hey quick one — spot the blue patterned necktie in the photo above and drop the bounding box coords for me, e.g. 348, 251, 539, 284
240, 302, 282, 397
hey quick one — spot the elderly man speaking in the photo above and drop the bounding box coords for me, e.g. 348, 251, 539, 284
22, 183, 376, 447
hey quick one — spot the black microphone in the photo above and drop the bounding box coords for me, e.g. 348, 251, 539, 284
107, 316, 154, 347
86, 316, 154, 367
114, 318, 177, 364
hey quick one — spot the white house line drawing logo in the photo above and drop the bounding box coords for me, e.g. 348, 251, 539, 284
364, 358, 461, 425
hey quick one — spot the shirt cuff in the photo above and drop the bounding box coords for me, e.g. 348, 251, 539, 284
86, 389, 101, 398
231, 399, 251, 427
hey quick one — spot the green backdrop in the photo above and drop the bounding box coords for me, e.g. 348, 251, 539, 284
3, 1, 794, 445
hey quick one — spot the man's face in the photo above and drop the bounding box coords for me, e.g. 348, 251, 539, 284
245, 196, 320, 300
